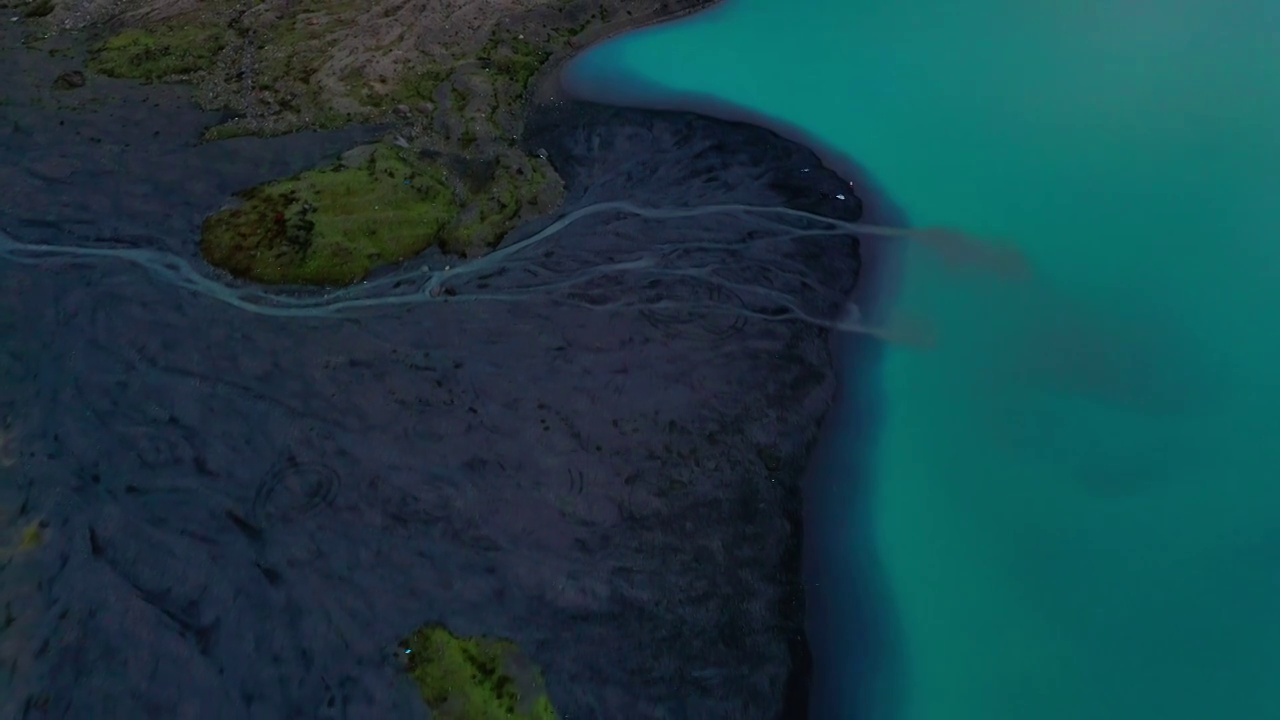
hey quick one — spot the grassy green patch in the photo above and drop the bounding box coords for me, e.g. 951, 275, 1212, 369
449, 158, 550, 254
252, 14, 339, 110
387, 64, 453, 107
88, 25, 228, 82
201, 144, 461, 285
400, 625, 560, 720
481, 33, 552, 93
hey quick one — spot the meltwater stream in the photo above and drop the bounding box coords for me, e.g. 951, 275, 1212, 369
566, 2, 1280, 719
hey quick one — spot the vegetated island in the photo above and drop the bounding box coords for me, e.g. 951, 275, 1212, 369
12, 0, 715, 285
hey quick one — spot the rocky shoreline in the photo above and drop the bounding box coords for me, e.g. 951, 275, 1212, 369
1, 9, 864, 718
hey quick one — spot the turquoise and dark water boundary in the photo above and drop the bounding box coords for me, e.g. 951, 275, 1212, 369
566, 2, 1280, 720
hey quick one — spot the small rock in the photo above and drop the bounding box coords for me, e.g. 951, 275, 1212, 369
339, 144, 378, 168
394, 103, 411, 117
52, 70, 85, 91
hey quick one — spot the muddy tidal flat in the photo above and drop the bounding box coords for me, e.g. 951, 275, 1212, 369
0, 18, 864, 719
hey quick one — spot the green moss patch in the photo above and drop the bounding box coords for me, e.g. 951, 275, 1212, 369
201, 144, 461, 286
448, 157, 551, 255
480, 31, 553, 94
387, 64, 453, 108
400, 625, 560, 720
88, 25, 228, 82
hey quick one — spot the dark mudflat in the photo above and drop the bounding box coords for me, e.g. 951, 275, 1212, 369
1, 24, 862, 720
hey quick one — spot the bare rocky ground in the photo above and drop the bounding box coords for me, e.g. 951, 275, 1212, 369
0, 14, 864, 720
19, 0, 715, 139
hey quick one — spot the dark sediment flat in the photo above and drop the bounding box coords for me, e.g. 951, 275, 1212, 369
554, 66, 915, 720
1, 24, 862, 720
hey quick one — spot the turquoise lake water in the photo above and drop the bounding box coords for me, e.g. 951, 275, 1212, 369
566, 1, 1280, 719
